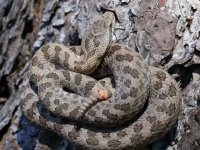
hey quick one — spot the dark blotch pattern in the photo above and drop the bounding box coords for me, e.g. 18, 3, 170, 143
84, 37, 90, 51
55, 45, 62, 52
46, 72, 59, 80
107, 45, 121, 58
133, 124, 143, 133
74, 66, 83, 72
41, 45, 50, 60
22, 93, 35, 103
39, 116, 47, 126
99, 80, 106, 86
38, 64, 44, 70
54, 45, 62, 62
69, 47, 77, 53
32, 74, 43, 82
153, 81, 162, 90
146, 116, 156, 123
156, 104, 166, 112
54, 99, 60, 105
121, 92, 129, 100
123, 66, 139, 79
102, 110, 117, 120
124, 79, 131, 88
87, 130, 96, 137
75, 74, 82, 85
55, 103, 69, 115
68, 129, 79, 140
93, 37, 101, 47
87, 50, 96, 59
44, 92, 53, 102
108, 140, 121, 147
61, 70, 71, 81
167, 103, 176, 116
95, 105, 100, 110
117, 131, 127, 137
32, 57, 38, 66
115, 53, 133, 62
94, 117, 103, 123
88, 110, 96, 117
156, 70, 167, 81
71, 100, 79, 105
85, 81, 96, 93
86, 138, 99, 146
64, 52, 70, 67
169, 84, 177, 97
69, 106, 80, 118
150, 121, 163, 133
39, 82, 52, 93
159, 93, 168, 100
102, 133, 110, 138
54, 124, 63, 133
113, 103, 130, 112
130, 134, 143, 143
130, 87, 138, 98
27, 100, 37, 118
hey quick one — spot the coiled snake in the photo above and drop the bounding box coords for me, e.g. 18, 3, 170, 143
20, 11, 181, 149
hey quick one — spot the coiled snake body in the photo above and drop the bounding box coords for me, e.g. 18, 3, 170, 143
20, 12, 181, 149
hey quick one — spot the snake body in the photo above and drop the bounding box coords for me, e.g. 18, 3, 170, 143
20, 12, 181, 149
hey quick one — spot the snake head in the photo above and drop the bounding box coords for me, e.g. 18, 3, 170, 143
81, 11, 115, 55
80, 11, 116, 74
92, 11, 115, 45
92, 11, 115, 32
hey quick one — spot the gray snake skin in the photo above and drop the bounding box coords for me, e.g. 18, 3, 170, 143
20, 11, 182, 149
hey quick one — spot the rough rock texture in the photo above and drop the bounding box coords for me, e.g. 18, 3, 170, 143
0, 0, 200, 149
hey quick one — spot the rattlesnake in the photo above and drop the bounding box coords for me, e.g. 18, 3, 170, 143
20, 11, 182, 149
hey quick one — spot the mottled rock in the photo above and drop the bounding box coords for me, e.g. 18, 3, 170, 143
177, 107, 200, 150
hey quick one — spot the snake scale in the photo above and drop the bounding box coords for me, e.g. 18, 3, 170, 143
20, 12, 182, 149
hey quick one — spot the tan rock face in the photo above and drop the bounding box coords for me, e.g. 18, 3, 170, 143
135, 8, 177, 66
